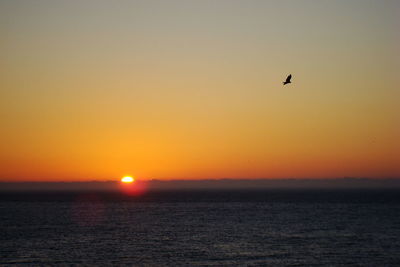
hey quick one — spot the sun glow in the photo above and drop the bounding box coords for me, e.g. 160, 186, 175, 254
121, 176, 134, 183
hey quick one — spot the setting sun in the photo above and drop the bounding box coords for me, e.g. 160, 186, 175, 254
121, 176, 134, 183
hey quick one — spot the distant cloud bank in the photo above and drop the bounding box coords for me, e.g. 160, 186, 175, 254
1, 178, 400, 192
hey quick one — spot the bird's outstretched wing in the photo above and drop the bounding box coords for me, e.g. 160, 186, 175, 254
286, 74, 292, 83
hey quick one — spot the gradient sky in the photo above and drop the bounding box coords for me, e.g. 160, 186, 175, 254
1, 0, 399, 181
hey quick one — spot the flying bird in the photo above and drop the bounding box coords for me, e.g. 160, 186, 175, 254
283, 74, 292, 85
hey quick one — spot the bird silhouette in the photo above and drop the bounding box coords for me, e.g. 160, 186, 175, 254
283, 74, 292, 85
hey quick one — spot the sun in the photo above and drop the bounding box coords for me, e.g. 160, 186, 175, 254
121, 176, 135, 183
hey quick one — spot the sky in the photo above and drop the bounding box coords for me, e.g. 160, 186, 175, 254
0, 0, 399, 181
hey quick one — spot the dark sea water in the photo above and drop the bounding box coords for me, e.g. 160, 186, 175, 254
1, 190, 400, 266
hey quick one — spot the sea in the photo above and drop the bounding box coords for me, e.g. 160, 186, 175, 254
1, 189, 399, 266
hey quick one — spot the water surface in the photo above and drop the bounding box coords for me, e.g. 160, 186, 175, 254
1, 190, 399, 266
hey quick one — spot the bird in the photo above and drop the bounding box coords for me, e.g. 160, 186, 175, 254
283, 74, 292, 85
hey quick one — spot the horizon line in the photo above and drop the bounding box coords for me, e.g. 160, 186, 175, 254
1, 177, 400, 183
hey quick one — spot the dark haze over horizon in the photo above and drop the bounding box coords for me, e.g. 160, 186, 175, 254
1, 178, 400, 192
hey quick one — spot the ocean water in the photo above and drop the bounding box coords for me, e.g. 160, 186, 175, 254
1, 190, 400, 266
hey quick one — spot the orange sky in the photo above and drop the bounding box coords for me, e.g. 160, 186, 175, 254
1, 1, 399, 181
